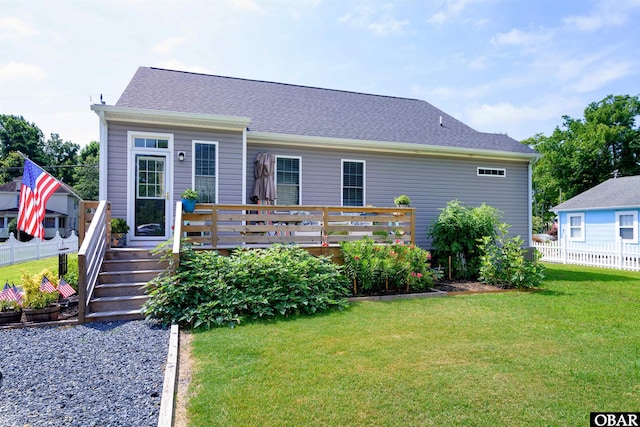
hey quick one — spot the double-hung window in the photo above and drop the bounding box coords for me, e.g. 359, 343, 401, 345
616, 211, 638, 242
342, 160, 365, 207
276, 156, 301, 205
193, 141, 217, 203
567, 213, 585, 241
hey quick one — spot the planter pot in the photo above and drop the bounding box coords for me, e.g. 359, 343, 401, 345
23, 305, 60, 323
111, 233, 127, 247
0, 310, 23, 325
182, 198, 196, 213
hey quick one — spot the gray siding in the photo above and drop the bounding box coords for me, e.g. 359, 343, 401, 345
247, 144, 530, 248
107, 122, 243, 219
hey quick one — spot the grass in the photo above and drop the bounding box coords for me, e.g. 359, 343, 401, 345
0, 255, 76, 284
185, 263, 640, 426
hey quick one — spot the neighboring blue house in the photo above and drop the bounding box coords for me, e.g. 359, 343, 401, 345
552, 176, 640, 246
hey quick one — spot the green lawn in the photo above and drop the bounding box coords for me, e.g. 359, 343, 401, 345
0, 255, 76, 284
187, 263, 640, 426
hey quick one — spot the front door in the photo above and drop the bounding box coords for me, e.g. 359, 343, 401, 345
132, 154, 170, 242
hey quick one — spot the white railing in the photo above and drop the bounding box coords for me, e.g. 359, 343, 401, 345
0, 231, 78, 266
533, 238, 640, 271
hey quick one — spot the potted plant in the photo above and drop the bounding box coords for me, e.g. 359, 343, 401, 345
394, 194, 411, 207
0, 300, 22, 325
21, 271, 61, 322
111, 218, 129, 247
181, 189, 199, 213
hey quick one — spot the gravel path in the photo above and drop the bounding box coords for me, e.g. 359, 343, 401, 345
0, 320, 170, 427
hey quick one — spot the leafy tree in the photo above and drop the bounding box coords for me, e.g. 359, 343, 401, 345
44, 133, 79, 183
0, 151, 26, 184
427, 200, 502, 280
0, 114, 47, 165
527, 94, 640, 224
72, 141, 99, 200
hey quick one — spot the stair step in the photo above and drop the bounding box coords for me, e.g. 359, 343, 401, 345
94, 282, 149, 298
102, 259, 169, 272
98, 269, 164, 284
105, 248, 165, 261
90, 295, 148, 312
84, 309, 144, 323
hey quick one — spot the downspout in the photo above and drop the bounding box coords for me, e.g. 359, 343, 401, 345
98, 111, 108, 201
241, 127, 247, 204
528, 159, 533, 246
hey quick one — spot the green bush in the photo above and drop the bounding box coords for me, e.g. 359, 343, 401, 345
427, 200, 502, 280
478, 224, 545, 289
142, 245, 350, 329
340, 237, 437, 295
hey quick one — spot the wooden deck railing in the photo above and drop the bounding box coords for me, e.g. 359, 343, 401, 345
176, 203, 415, 249
77, 200, 110, 323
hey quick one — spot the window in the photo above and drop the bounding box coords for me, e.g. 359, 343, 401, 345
567, 213, 585, 241
616, 210, 638, 242
193, 141, 217, 203
276, 156, 301, 205
134, 137, 169, 149
477, 167, 506, 177
44, 218, 56, 229
342, 160, 365, 207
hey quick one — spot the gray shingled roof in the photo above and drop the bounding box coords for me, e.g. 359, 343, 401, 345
552, 176, 640, 211
116, 67, 537, 155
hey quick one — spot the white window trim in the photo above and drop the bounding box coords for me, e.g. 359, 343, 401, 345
341, 159, 366, 207
567, 213, 585, 242
275, 155, 302, 205
192, 140, 219, 204
615, 210, 638, 243
477, 167, 506, 177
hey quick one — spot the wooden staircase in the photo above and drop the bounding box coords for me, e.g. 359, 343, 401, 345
84, 248, 169, 323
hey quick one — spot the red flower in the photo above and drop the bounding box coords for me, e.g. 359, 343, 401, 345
354, 256, 360, 261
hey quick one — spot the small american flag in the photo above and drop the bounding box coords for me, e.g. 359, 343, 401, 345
17, 158, 61, 240
57, 278, 76, 298
40, 276, 57, 293
0, 283, 12, 301
12, 285, 24, 305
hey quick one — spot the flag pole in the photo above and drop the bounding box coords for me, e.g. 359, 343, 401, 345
16, 151, 85, 201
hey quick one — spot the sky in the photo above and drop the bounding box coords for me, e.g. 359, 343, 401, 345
1, 0, 639, 147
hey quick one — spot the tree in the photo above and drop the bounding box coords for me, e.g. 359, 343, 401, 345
0, 151, 26, 184
0, 114, 47, 165
72, 141, 99, 200
44, 133, 79, 183
528, 94, 640, 226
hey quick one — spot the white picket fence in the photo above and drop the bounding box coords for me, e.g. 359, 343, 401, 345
0, 231, 78, 266
532, 238, 640, 271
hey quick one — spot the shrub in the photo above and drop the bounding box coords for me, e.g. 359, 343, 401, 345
478, 224, 545, 289
341, 237, 437, 295
143, 245, 350, 329
427, 200, 502, 280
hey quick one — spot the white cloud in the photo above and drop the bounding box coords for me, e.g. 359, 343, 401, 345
228, 0, 265, 13
0, 62, 46, 82
491, 28, 553, 46
563, 0, 640, 31
340, 3, 409, 36
152, 35, 193, 55
571, 61, 635, 93
427, 0, 481, 25
0, 16, 38, 40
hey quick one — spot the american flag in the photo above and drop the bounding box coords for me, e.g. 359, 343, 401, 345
12, 285, 24, 305
0, 283, 13, 301
17, 158, 61, 240
57, 278, 76, 298
40, 276, 57, 293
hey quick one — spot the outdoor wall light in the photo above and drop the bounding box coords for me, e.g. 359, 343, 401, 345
177, 151, 186, 161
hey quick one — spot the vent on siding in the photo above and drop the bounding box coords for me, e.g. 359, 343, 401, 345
477, 167, 506, 177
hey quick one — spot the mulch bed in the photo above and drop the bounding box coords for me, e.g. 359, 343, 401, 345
432, 281, 503, 292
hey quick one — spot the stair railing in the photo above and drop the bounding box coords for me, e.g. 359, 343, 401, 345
77, 200, 111, 324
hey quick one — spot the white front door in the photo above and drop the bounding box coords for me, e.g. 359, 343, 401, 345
128, 132, 173, 244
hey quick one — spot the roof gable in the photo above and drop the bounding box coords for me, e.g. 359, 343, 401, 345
115, 67, 536, 156
552, 176, 640, 211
